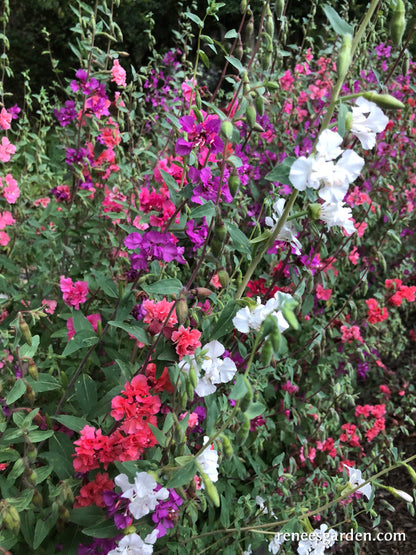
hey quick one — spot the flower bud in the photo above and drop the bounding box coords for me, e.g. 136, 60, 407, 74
261, 338, 273, 366
28, 359, 38, 381
211, 238, 222, 257
217, 270, 229, 288
275, 0, 284, 19
214, 221, 227, 241
362, 91, 405, 110
344, 111, 353, 132
402, 49, 410, 76
337, 34, 352, 78
255, 95, 265, 116
264, 81, 279, 91
270, 327, 281, 355
199, 469, 220, 507
282, 304, 299, 330
58, 503, 70, 522
27, 442, 37, 463
186, 379, 194, 400
307, 203, 322, 221
386, 486, 413, 503
2, 505, 20, 535
32, 490, 43, 507
390, 0, 406, 46
176, 297, 189, 326
228, 173, 241, 197
246, 104, 257, 128
195, 90, 202, 110
237, 414, 250, 444
240, 0, 248, 13
19, 312, 32, 346
265, 7, 275, 36
220, 434, 233, 459
240, 377, 253, 412
220, 119, 233, 141
123, 525, 137, 535
24, 379, 36, 405
193, 287, 214, 298
189, 364, 198, 389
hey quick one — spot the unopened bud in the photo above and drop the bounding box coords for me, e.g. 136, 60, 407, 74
270, 327, 281, 354
3, 505, 20, 535
58, 503, 70, 522
19, 313, 32, 346
264, 81, 279, 91
401, 463, 416, 485
214, 221, 227, 241
189, 364, 198, 389
240, 0, 248, 13
186, 379, 194, 400
246, 104, 257, 128
362, 91, 405, 110
345, 111, 353, 132
123, 525, 137, 535
195, 90, 202, 110
337, 34, 352, 78
282, 304, 299, 330
199, 469, 220, 507
386, 486, 413, 503
217, 270, 229, 288
220, 434, 233, 459
255, 95, 265, 116
24, 379, 36, 404
265, 7, 274, 36
229, 173, 241, 197
211, 238, 222, 257
237, 414, 250, 444
240, 377, 253, 412
261, 338, 273, 365
27, 442, 37, 463
307, 203, 322, 220
275, 0, 284, 19
261, 314, 278, 339
390, 0, 406, 46
28, 359, 38, 381
32, 490, 43, 507
176, 297, 189, 326
220, 119, 233, 141
194, 287, 214, 298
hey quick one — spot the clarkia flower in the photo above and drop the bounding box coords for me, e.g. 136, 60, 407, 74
344, 465, 372, 500
351, 96, 389, 149
108, 530, 158, 555
196, 437, 219, 486
115, 472, 169, 520
265, 198, 302, 254
152, 488, 183, 537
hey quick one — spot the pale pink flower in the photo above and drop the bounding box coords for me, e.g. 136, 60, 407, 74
0, 108, 12, 130
0, 210, 15, 230
1, 174, 19, 203
0, 137, 16, 162
0, 231, 10, 245
111, 59, 126, 87
41, 299, 57, 315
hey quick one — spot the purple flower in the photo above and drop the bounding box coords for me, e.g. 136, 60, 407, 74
65, 147, 89, 167
78, 537, 120, 554
53, 100, 78, 127
185, 217, 208, 250
152, 488, 183, 537
103, 490, 132, 530
125, 230, 186, 271
175, 115, 224, 157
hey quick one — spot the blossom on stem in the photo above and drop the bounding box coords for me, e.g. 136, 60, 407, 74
350, 96, 389, 149
115, 472, 169, 520
108, 530, 158, 555
344, 465, 372, 500
196, 437, 219, 486
194, 340, 237, 397
265, 198, 302, 255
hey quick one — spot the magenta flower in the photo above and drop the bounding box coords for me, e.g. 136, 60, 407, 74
60, 276, 89, 310
152, 488, 183, 537
124, 230, 186, 270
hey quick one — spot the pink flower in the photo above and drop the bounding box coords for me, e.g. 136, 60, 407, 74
111, 59, 126, 87
0, 137, 16, 162
316, 283, 332, 301
348, 246, 359, 265
67, 313, 101, 340
1, 174, 19, 203
0, 210, 15, 230
340, 324, 363, 343
171, 325, 201, 359
60, 275, 89, 309
34, 197, 50, 208
41, 299, 57, 315
0, 108, 12, 130
0, 231, 10, 245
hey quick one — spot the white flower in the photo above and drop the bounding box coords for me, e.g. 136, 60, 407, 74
194, 340, 237, 397
115, 472, 169, 520
344, 465, 372, 500
196, 436, 219, 485
351, 96, 389, 149
269, 532, 285, 554
265, 198, 302, 255
390, 488, 413, 503
320, 201, 355, 234
233, 293, 292, 335
289, 130, 365, 203
108, 531, 158, 555
297, 524, 337, 555
243, 545, 253, 555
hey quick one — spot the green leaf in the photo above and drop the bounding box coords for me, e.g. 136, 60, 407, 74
90, 270, 119, 298
229, 374, 249, 401
224, 29, 238, 39
72, 310, 94, 333
82, 519, 118, 538
43, 432, 75, 479
148, 423, 167, 448
211, 301, 239, 340
225, 55, 244, 74
52, 415, 89, 433
244, 401, 266, 419
337, 101, 348, 137
225, 222, 251, 254
28, 429, 54, 443
26, 374, 61, 393
265, 157, 296, 185
33, 507, 58, 549
322, 4, 354, 36
199, 50, 209, 68
166, 460, 197, 488
75, 374, 97, 415
62, 330, 99, 357
142, 278, 182, 296
7, 489, 34, 511
19, 335, 40, 359
70, 506, 105, 527
108, 320, 149, 344
159, 169, 178, 203
190, 200, 216, 220
185, 12, 204, 28
6, 378, 26, 405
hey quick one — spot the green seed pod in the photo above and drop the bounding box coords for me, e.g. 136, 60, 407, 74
199, 494, 207, 512
237, 414, 250, 444
24, 379, 35, 405
261, 338, 273, 366
275, 0, 285, 19
217, 270, 230, 288
264, 81, 279, 91
282, 305, 299, 330
19, 313, 32, 346
262, 51, 273, 71
3, 505, 20, 535
270, 327, 281, 354
240, 0, 248, 13
27, 470, 37, 486
245, 15, 254, 41
255, 95, 265, 116
58, 503, 70, 522
186, 379, 194, 400
220, 119, 233, 141
362, 92, 405, 110
345, 111, 353, 132
229, 173, 241, 197
28, 359, 38, 381
180, 389, 188, 409
193, 107, 204, 123
337, 34, 352, 78
240, 377, 253, 412
390, 0, 406, 46
220, 434, 233, 459
252, 122, 266, 133
402, 49, 410, 76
